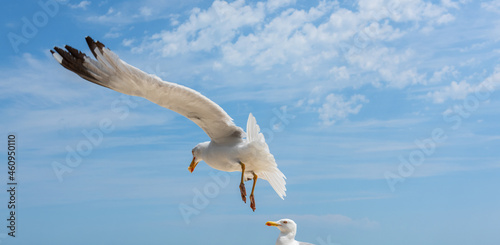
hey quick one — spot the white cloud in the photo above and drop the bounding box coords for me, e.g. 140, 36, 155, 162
88, 7, 123, 23
459, 58, 476, 67
362, 20, 405, 41
69, 0, 91, 10
141, 0, 266, 56
131, 6, 154, 19
266, 0, 296, 12
357, 0, 455, 24
481, 0, 500, 13
429, 65, 459, 83
428, 65, 500, 103
428, 80, 473, 103
329, 66, 350, 80
441, 0, 460, 9
83, 2, 176, 25
167, 14, 180, 26
131, 0, 462, 88
317, 94, 369, 126
104, 26, 123, 38
122, 38, 135, 47
459, 41, 491, 52
345, 47, 425, 87
139, 6, 152, 17
221, 1, 335, 70
104, 31, 121, 38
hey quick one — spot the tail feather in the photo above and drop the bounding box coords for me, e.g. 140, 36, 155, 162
260, 170, 287, 200
246, 113, 269, 150
246, 113, 261, 142
246, 113, 286, 199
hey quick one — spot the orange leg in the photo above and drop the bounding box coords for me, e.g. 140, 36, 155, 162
239, 162, 247, 203
249, 173, 258, 212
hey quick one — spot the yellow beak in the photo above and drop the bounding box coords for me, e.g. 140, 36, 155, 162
188, 157, 199, 173
265, 221, 280, 227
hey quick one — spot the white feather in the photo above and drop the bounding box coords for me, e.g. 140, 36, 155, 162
52, 52, 63, 64
246, 113, 287, 199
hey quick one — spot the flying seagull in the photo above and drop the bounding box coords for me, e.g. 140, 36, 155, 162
50, 36, 286, 211
266, 219, 314, 245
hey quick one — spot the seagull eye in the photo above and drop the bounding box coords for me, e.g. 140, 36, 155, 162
283, 221, 288, 224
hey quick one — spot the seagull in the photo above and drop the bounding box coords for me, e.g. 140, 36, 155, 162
266, 219, 314, 245
50, 36, 286, 211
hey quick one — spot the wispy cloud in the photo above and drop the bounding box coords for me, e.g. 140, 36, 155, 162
87, 7, 122, 23
482, 0, 500, 13
266, 0, 296, 12
127, 0, 467, 97
135, 0, 267, 56
428, 65, 459, 83
317, 94, 369, 126
83, 2, 171, 25
68, 0, 91, 10
428, 65, 500, 103
138, 6, 152, 17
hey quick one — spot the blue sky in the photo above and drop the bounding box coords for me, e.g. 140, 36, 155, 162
1, 0, 500, 244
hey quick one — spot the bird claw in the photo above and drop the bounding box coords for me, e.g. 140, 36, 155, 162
239, 182, 247, 203
250, 194, 256, 212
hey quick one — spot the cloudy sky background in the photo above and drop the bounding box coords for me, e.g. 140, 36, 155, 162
1, 0, 500, 244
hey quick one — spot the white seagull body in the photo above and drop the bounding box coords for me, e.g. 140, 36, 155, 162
51, 37, 286, 211
266, 219, 314, 245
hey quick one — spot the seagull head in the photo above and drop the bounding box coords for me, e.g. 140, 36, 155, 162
266, 219, 297, 234
188, 142, 209, 173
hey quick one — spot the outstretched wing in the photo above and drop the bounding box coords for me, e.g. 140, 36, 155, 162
51, 36, 244, 143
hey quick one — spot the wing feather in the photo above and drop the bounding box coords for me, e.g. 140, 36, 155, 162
245, 113, 286, 199
51, 37, 244, 143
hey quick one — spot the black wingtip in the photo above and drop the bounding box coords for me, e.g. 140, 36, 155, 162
85, 36, 100, 58
52, 36, 113, 90
85, 36, 94, 45
53, 46, 65, 56
96, 41, 105, 49
65, 45, 86, 60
